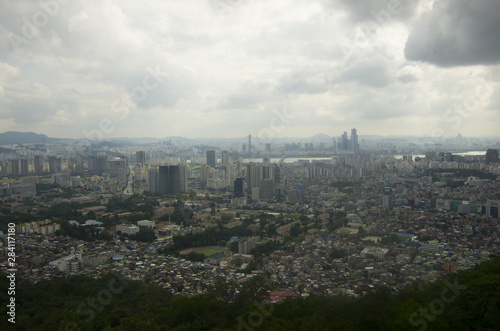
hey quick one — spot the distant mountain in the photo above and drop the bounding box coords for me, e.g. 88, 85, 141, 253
93, 141, 125, 149
162, 136, 196, 145
102, 136, 195, 145
102, 137, 152, 145
0, 131, 60, 145
309, 133, 333, 141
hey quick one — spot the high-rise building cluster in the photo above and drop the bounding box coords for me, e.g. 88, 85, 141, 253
245, 162, 281, 201
335, 128, 360, 154
147, 164, 188, 195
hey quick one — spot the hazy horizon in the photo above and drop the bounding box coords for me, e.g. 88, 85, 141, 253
2, 130, 500, 142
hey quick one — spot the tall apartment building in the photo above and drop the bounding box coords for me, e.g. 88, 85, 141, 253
238, 237, 256, 254
9, 159, 19, 176
159, 164, 188, 194
136, 150, 146, 164
248, 134, 252, 157
147, 167, 160, 193
221, 150, 229, 166
260, 179, 274, 200
246, 163, 280, 194
34, 155, 44, 175
69, 155, 84, 174
350, 128, 359, 154
109, 157, 127, 183
48, 156, 62, 174
88, 155, 107, 176
382, 187, 392, 211
20, 159, 29, 176
485, 149, 499, 164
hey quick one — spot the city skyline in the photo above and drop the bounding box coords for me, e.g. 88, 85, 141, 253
0, 0, 499, 139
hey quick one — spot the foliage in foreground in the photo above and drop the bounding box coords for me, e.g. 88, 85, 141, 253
1, 257, 499, 330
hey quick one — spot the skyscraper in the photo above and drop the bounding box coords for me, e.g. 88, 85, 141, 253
248, 134, 252, 157
341, 132, 349, 151
382, 187, 392, 211
20, 159, 29, 176
206, 150, 216, 168
109, 157, 127, 183
179, 163, 188, 193
147, 168, 160, 193
234, 178, 245, 197
159, 165, 177, 195
350, 128, 359, 154
10, 159, 20, 176
485, 149, 499, 164
48, 156, 62, 174
88, 155, 107, 176
159, 164, 188, 194
246, 162, 261, 194
260, 179, 274, 200
136, 151, 146, 164
69, 155, 84, 174
272, 164, 281, 185
221, 150, 229, 166
34, 155, 44, 175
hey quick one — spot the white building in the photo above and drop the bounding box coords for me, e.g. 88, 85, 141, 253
50, 255, 81, 273
360, 247, 389, 259
116, 224, 139, 235
49, 245, 83, 273
137, 220, 156, 228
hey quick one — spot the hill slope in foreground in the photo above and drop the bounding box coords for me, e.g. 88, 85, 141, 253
1, 256, 500, 330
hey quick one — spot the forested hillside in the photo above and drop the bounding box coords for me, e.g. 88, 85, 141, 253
2, 256, 499, 330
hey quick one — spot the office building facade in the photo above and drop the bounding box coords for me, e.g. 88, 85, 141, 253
206, 150, 216, 168
159, 164, 188, 194
136, 151, 146, 164
88, 155, 107, 176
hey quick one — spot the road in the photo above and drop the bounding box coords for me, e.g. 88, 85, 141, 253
123, 165, 134, 195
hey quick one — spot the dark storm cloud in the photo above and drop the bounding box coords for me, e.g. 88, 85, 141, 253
405, 0, 500, 67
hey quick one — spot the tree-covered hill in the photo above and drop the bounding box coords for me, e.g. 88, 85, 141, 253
1, 256, 500, 330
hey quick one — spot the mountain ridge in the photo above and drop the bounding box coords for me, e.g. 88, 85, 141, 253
0, 131, 61, 145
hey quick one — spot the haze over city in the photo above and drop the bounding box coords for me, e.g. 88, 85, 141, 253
2, 1, 500, 330
1, 0, 499, 139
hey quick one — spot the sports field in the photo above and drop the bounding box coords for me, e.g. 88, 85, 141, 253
179, 246, 226, 256
196, 246, 226, 256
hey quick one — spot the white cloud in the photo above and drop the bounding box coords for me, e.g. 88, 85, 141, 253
0, 0, 497, 139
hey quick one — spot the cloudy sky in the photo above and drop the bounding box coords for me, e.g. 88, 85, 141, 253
0, 0, 499, 140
